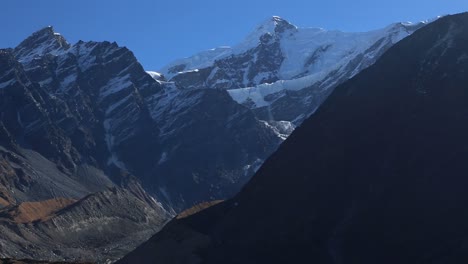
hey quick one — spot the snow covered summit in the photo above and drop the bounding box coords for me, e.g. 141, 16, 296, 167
158, 16, 433, 125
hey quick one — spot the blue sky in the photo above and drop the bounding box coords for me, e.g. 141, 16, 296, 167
1, 1, 468, 70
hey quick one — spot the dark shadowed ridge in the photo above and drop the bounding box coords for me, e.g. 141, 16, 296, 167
118, 12, 468, 264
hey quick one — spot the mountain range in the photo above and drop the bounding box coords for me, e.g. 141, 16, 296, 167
0, 14, 438, 262
118, 12, 468, 264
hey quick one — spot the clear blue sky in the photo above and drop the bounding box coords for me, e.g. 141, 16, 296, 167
1, 1, 468, 70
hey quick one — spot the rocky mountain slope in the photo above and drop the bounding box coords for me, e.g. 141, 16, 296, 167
7, 26, 281, 211
0, 186, 168, 262
118, 12, 468, 264
0, 141, 170, 263
0, 21, 281, 261
0, 29, 174, 262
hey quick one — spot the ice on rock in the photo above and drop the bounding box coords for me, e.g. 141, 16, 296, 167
146, 71, 163, 80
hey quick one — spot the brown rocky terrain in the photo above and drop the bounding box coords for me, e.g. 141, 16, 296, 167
176, 200, 223, 220
1, 198, 77, 223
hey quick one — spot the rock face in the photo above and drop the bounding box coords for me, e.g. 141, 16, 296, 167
118, 12, 468, 264
0, 28, 175, 262
0, 21, 281, 261
2, 25, 282, 211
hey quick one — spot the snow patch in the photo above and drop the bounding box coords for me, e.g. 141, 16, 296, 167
105, 95, 132, 115
103, 119, 127, 170
0, 79, 15, 89
160, 47, 232, 79
259, 120, 293, 140
158, 152, 168, 165
100, 74, 132, 99
59, 73, 77, 90
74, 42, 99, 71
146, 71, 163, 80
228, 70, 328, 108
243, 158, 264, 177
16, 112, 24, 128
38, 77, 53, 86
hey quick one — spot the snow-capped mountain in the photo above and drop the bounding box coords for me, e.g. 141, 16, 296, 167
161, 16, 430, 126
118, 12, 468, 264
0, 16, 433, 262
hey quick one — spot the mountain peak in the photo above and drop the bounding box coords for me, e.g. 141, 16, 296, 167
34, 25, 55, 35
33, 25, 55, 35
14, 25, 70, 63
257, 16, 297, 34
271, 15, 288, 24
20, 26, 68, 46
232, 16, 297, 54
